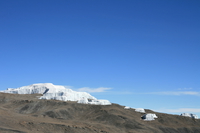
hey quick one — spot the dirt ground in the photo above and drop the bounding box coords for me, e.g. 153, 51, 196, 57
0, 93, 199, 133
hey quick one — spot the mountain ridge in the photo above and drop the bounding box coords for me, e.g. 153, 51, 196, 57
0, 92, 200, 133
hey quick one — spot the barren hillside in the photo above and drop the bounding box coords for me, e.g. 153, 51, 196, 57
0, 93, 199, 133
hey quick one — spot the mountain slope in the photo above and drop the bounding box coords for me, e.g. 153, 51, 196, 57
0, 93, 200, 133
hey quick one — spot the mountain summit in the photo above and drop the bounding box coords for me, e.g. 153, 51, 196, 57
2, 83, 108, 103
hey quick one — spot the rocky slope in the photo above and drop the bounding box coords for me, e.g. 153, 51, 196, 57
0, 93, 200, 133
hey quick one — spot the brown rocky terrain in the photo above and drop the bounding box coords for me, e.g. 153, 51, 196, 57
0, 92, 200, 133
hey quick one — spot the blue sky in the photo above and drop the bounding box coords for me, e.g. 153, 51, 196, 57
0, 0, 200, 117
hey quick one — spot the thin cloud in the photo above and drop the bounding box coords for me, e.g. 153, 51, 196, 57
77, 87, 112, 93
148, 91, 200, 96
101, 91, 133, 95
178, 88, 193, 90
157, 108, 200, 113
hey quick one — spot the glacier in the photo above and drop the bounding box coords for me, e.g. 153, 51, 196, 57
2, 83, 111, 105
124, 106, 131, 109
141, 113, 158, 121
181, 113, 198, 119
135, 108, 146, 113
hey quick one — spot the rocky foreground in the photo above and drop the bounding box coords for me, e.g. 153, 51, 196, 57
0, 93, 200, 133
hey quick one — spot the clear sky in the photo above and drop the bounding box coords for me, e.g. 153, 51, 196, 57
0, 0, 200, 117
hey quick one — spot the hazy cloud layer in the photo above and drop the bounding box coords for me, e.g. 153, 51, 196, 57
148, 91, 200, 96
178, 88, 193, 90
77, 87, 112, 93
158, 108, 200, 113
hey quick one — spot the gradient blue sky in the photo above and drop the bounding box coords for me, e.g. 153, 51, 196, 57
1, 0, 200, 117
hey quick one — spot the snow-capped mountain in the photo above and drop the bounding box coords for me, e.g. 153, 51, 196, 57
2, 83, 96, 101
3, 83, 52, 94
2, 83, 111, 105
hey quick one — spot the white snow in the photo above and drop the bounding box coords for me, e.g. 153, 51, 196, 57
141, 113, 158, 121
77, 97, 88, 104
180, 113, 198, 119
4, 83, 51, 94
86, 99, 111, 105
135, 108, 145, 113
2, 83, 111, 105
124, 106, 131, 109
